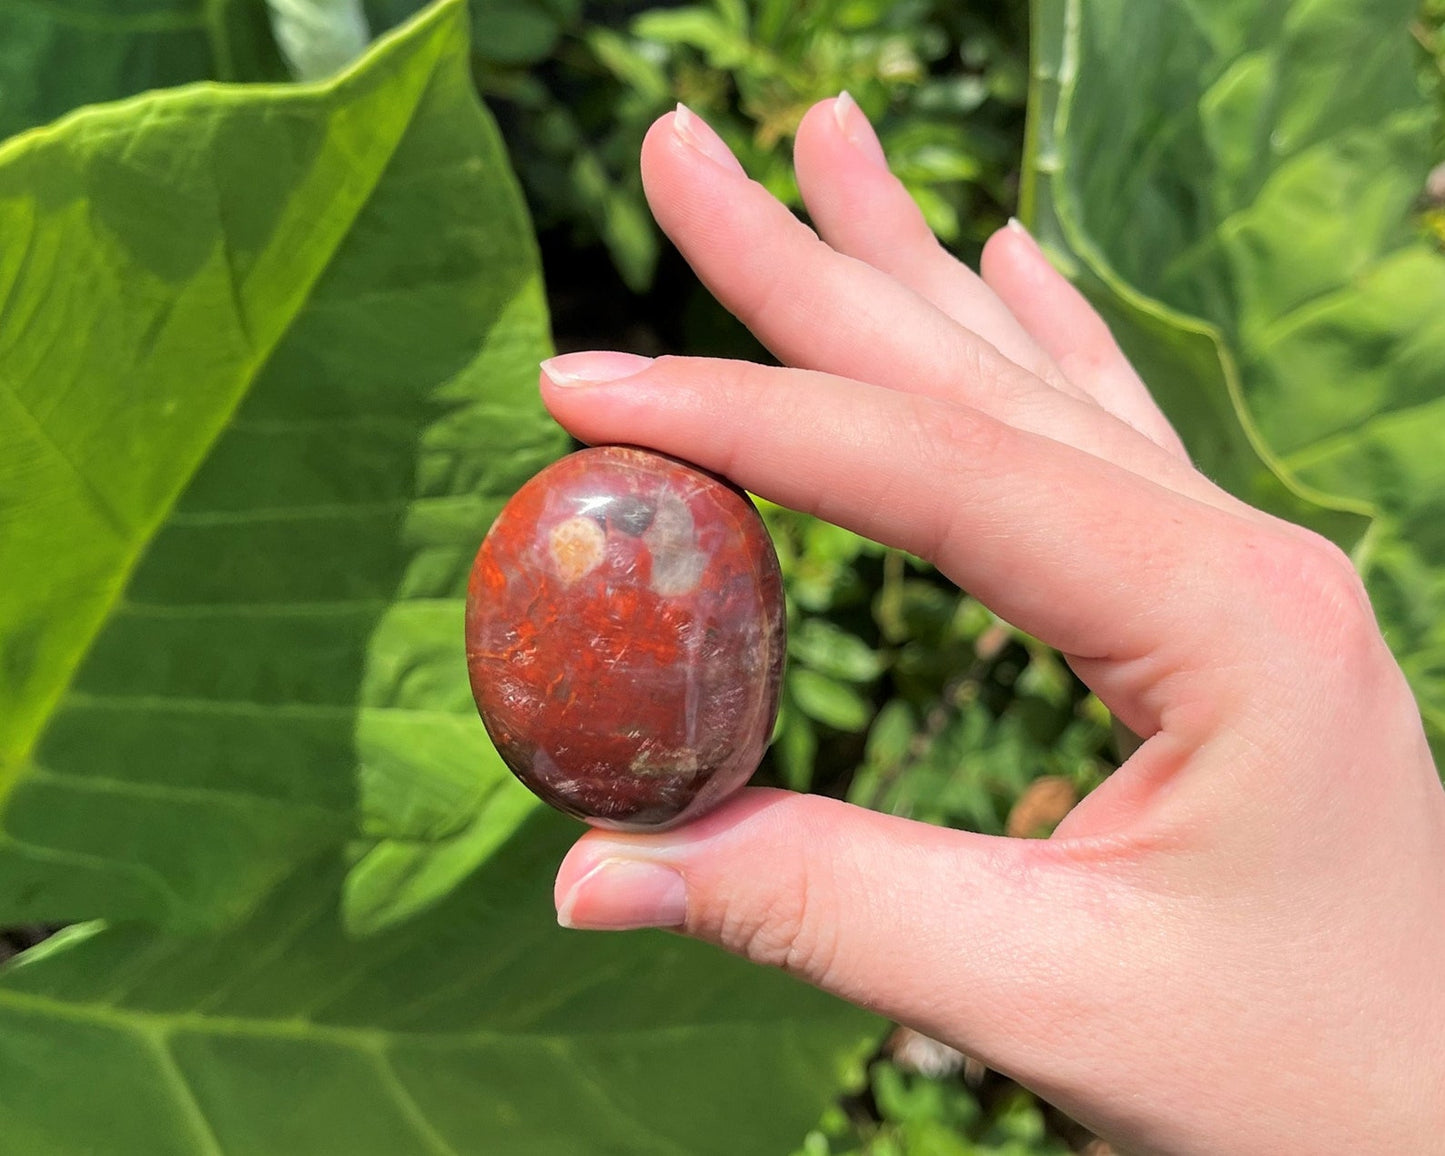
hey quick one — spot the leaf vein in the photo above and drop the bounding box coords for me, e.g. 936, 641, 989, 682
62, 692, 470, 723
0, 985, 853, 1050
367, 1046, 464, 1156
146, 1029, 229, 1156
24, 763, 351, 819
0, 374, 132, 539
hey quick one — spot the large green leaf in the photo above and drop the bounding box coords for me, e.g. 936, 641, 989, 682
1025, 0, 1445, 752
0, 810, 875, 1155
0, 0, 286, 140
0, 0, 560, 934
0, 3, 878, 1148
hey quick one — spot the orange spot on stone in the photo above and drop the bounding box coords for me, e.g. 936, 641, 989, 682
548, 516, 606, 582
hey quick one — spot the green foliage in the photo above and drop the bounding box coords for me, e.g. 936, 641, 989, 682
0, 0, 287, 139
759, 502, 1112, 837
1026, 0, 1445, 762
4, 0, 1025, 295
1419, 0, 1445, 156
795, 1062, 1072, 1156
471, 0, 1028, 288
0, 0, 558, 935
369, 0, 582, 67
0, 3, 878, 1150
1, 816, 874, 1155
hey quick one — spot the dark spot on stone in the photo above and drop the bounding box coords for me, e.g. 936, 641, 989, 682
609, 495, 655, 536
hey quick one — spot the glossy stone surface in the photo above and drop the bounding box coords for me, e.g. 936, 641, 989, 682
466, 446, 786, 830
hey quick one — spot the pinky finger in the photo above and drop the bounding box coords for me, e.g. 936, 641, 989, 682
981, 221, 1188, 460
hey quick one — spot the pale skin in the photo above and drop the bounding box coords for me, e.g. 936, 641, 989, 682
539, 99, 1445, 1153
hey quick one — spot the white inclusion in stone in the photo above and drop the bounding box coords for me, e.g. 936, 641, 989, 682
630, 745, 701, 780
644, 492, 706, 597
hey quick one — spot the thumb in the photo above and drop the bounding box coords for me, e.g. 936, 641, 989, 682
553, 788, 1127, 1068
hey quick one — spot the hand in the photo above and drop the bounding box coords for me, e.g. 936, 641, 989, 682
540, 100, 1445, 1153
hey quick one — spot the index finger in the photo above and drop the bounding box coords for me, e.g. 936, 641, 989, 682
538, 353, 1317, 740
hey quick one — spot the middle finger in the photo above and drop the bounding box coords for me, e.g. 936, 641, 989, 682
642, 108, 1252, 519
643, 108, 1091, 407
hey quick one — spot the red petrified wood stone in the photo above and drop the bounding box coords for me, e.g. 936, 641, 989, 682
466, 446, 786, 830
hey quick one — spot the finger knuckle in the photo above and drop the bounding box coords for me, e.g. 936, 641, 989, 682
906, 398, 1010, 565
697, 358, 773, 479
1252, 529, 1380, 656
735, 232, 828, 334
1284, 533, 1369, 614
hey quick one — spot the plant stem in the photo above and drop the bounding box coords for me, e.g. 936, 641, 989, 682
204, 0, 236, 82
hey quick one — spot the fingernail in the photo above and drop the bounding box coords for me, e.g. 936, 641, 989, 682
833, 91, 889, 170
541, 351, 655, 387
1007, 216, 1041, 250
556, 857, 688, 931
673, 104, 746, 175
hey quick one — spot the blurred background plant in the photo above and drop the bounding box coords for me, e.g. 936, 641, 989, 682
798, 1049, 1086, 1156
756, 502, 1110, 831
1420, 0, 1445, 131
1419, 0, 1445, 243
445, 0, 1028, 290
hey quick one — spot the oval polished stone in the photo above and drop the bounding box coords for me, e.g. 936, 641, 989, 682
466, 446, 786, 830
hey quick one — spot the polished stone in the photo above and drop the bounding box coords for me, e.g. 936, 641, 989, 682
466, 446, 786, 830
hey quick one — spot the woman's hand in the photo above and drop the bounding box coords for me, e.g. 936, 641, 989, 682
541, 100, 1445, 1154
